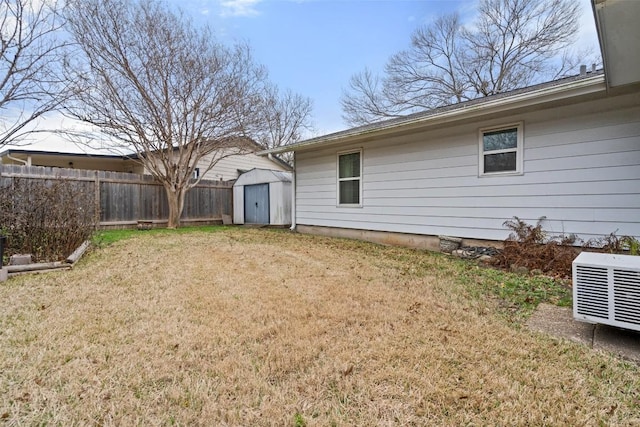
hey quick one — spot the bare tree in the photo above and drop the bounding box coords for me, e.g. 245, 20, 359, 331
255, 84, 314, 164
64, 0, 305, 228
0, 0, 69, 146
342, 0, 593, 125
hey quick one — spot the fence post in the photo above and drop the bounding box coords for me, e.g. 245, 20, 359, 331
94, 171, 101, 225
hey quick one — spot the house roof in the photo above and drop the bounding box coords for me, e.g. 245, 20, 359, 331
261, 71, 607, 155
262, 0, 640, 156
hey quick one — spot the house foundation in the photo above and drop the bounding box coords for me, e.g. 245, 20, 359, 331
295, 225, 503, 252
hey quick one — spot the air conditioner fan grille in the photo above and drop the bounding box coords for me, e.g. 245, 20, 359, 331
575, 265, 609, 319
614, 269, 640, 325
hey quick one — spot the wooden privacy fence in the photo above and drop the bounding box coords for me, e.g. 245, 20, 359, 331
0, 164, 233, 228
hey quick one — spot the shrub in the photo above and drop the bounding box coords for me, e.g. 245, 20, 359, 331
0, 177, 97, 263
584, 232, 640, 255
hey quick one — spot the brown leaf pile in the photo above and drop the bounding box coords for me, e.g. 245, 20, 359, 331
491, 217, 638, 278
491, 239, 579, 278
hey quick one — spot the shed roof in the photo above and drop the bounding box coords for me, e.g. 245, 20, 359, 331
234, 168, 292, 187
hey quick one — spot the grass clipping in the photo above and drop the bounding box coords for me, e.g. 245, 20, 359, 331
0, 228, 638, 425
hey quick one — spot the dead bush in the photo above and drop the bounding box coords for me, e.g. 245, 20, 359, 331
0, 177, 97, 263
491, 217, 639, 278
490, 217, 579, 278
491, 216, 640, 278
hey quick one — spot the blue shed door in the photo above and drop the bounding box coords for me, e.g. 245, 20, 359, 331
244, 184, 270, 224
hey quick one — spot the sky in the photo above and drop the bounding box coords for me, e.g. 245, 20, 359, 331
198, 0, 477, 135
5, 0, 600, 154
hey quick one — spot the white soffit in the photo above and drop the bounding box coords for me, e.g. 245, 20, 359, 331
594, 0, 640, 88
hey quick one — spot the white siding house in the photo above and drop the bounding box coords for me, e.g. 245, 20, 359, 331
263, 74, 640, 250
195, 149, 290, 181
261, 0, 640, 249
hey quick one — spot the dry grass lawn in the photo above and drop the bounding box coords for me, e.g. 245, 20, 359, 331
0, 228, 638, 426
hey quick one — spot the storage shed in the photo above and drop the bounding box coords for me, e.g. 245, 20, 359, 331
233, 168, 292, 225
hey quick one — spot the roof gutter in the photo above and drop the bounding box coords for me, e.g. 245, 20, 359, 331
592, 0, 609, 89
260, 75, 606, 155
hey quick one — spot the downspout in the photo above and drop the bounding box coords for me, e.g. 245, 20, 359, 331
290, 151, 296, 231
6, 153, 28, 165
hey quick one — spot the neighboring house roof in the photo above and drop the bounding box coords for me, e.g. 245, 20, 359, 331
1, 137, 292, 172
0, 148, 142, 173
0, 148, 134, 161
262, 71, 607, 155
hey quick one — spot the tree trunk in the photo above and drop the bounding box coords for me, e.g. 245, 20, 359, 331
165, 187, 186, 229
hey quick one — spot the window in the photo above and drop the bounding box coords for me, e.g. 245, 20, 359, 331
337, 150, 362, 206
193, 168, 200, 179
479, 123, 523, 175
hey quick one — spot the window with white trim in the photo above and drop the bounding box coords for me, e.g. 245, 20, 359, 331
337, 150, 362, 205
479, 123, 523, 175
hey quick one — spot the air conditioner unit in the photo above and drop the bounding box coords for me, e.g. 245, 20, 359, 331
573, 252, 640, 332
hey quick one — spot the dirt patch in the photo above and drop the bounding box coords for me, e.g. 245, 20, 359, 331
527, 303, 594, 346
0, 229, 638, 425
